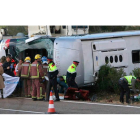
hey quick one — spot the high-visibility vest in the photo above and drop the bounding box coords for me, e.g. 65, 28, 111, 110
62, 76, 66, 83
21, 63, 31, 78
48, 62, 58, 72
124, 76, 136, 85
67, 63, 76, 74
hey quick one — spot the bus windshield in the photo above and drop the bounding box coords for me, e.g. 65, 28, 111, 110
15, 38, 54, 59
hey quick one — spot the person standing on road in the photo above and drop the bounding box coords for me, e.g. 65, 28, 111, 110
46, 58, 60, 101
30, 54, 45, 101
17, 57, 31, 98
66, 61, 79, 88
0, 65, 5, 99
118, 76, 140, 104
2, 55, 15, 77
41, 56, 48, 98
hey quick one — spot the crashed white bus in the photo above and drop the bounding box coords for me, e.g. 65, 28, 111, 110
0, 30, 140, 87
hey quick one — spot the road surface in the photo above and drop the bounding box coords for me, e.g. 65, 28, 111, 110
0, 97, 140, 114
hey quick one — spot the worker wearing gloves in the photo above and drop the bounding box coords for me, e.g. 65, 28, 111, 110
41, 56, 48, 98
46, 58, 60, 101
57, 75, 68, 95
17, 57, 31, 98
66, 61, 79, 88
118, 76, 140, 104
30, 54, 45, 101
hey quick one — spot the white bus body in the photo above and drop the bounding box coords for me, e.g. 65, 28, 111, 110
53, 31, 140, 86
1, 30, 140, 87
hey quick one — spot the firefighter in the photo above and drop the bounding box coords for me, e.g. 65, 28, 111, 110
118, 76, 140, 104
41, 56, 48, 98
17, 57, 31, 98
66, 61, 79, 88
30, 54, 45, 101
46, 58, 60, 101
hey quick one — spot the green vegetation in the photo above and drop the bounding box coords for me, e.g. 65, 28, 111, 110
96, 64, 126, 94
89, 26, 140, 34
0, 26, 28, 35
132, 68, 140, 91
96, 66, 140, 94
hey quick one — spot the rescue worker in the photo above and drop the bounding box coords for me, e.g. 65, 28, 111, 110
17, 57, 31, 98
66, 61, 79, 88
118, 76, 140, 104
57, 75, 68, 95
46, 58, 60, 101
3, 54, 15, 77
41, 56, 48, 98
30, 54, 45, 101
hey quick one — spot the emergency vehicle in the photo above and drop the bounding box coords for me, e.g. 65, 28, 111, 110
0, 30, 140, 87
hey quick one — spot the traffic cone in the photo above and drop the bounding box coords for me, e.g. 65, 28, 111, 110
47, 91, 57, 114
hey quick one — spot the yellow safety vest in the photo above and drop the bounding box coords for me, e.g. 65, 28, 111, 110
124, 76, 136, 85
67, 64, 76, 74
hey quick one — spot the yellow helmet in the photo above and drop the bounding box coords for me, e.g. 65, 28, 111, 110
35, 54, 41, 59
24, 56, 31, 62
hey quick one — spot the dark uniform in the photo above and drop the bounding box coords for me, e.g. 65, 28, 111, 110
47, 58, 60, 101
119, 76, 137, 104
66, 61, 79, 88
3, 61, 15, 76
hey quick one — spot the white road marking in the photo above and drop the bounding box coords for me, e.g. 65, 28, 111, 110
61, 100, 140, 109
0, 108, 45, 114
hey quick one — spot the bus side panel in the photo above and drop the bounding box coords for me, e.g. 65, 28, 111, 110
81, 41, 94, 84
54, 38, 84, 86
123, 36, 140, 75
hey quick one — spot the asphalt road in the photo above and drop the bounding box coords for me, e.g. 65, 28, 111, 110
1, 97, 140, 114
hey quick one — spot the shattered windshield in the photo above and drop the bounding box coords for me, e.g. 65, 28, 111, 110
15, 38, 54, 58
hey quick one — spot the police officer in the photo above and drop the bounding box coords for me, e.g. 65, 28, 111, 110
17, 57, 31, 98
41, 56, 48, 99
118, 76, 140, 104
30, 54, 45, 101
46, 58, 60, 101
66, 61, 79, 88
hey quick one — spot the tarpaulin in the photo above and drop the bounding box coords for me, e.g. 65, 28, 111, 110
0, 73, 19, 98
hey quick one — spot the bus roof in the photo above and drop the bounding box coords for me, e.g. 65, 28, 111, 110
59, 30, 140, 40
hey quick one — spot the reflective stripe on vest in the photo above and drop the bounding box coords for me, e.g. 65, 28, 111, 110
21, 63, 31, 78
22, 64, 30, 66
30, 64, 39, 79
48, 62, 58, 72
124, 76, 136, 85
31, 64, 37, 66
67, 64, 76, 74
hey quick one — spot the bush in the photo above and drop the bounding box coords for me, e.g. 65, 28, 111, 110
132, 68, 140, 91
96, 64, 126, 94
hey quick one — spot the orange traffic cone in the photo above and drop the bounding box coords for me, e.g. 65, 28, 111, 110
47, 91, 57, 114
